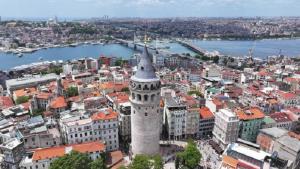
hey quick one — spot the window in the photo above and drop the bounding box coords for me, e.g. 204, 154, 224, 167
132, 93, 135, 99
143, 85, 149, 90
144, 95, 148, 101
141, 66, 144, 70
151, 84, 154, 90
145, 113, 148, 116
137, 94, 141, 101
151, 94, 155, 101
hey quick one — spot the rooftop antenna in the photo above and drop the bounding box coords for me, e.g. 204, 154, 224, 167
144, 32, 147, 45
155, 36, 158, 50
133, 32, 137, 44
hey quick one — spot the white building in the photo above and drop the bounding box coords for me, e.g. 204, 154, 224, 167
22, 126, 61, 150
60, 108, 119, 152
6, 74, 58, 94
19, 141, 105, 169
130, 46, 161, 155
60, 118, 94, 144
0, 138, 25, 169
72, 72, 94, 84
213, 109, 239, 149
153, 54, 164, 67
163, 96, 187, 140
117, 102, 131, 142
91, 108, 119, 151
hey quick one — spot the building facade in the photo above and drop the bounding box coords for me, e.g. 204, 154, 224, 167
213, 109, 239, 149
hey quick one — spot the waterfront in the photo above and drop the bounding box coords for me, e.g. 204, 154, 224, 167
0, 44, 134, 70
191, 38, 300, 59
1, 39, 300, 70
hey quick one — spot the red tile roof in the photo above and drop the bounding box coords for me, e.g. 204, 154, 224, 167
91, 108, 118, 121
270, 112, 292, 123
0, 96, 14, 109
50, 96, 67, 109
222, 155, 238, 168
100, 82, 129, 92
212, 98, 223, 106
235, 107, 265, 120
14, 88, 37, 97
36, 92, 52, 100
284, 77, 300, 83
107, 151, 124, 168
32, 141, 105, 161
107, 92, 129, 104
277, 91, 297, 100
199, 107, 214, 119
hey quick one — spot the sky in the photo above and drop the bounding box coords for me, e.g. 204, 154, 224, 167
0, 0, 299, 19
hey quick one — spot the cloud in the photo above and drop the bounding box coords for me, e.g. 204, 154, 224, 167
0, 0, 299, 18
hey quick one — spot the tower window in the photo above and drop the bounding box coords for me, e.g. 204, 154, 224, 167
144, 95, 148, 101
143, 85, 149, 90
151, 94, 155, 101
145, 113, 148, 116
137, 94, 141, 101
151, 84, 155, 90
141, 66, 144, 70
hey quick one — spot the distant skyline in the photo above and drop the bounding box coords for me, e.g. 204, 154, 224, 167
0, 0, 300, 19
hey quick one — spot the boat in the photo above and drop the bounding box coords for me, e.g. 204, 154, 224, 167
39, 57, 43, 61
17, 53, 23, 57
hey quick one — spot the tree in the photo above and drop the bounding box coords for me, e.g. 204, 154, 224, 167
16, 96, 30, 104
67, 86, 79, 97
187, 90, 203, 97
175, 140, 202, 169
121, 87, 130, 93
32, 109, 44, 117
127, 155, 163, 169
129, 155, 152, 169
213, 56, 220, 64
90, 157, 107, 169
118, 166, 127, 169
49, 151, 92, 169
115, 59, 123, 67
152, 155, 163, 169
49, 67, 63, 75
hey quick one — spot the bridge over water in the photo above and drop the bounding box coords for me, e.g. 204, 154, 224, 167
114, 38, 156, 51
176, 40, 207, 55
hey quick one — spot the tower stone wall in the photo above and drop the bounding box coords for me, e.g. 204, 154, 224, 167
130, 46, 161, 155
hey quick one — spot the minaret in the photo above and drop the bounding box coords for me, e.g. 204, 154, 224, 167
129, 45, 161, 155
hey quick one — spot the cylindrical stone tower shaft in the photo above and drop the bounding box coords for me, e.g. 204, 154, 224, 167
130, 46, 161, 155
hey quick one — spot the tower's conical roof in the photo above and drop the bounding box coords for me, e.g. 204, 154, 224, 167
134, 46, 157, 79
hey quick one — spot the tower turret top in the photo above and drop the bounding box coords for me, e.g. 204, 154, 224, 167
133, 45, 157, 80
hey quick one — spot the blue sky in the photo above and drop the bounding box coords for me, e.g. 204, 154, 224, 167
0, 0, 299, 19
